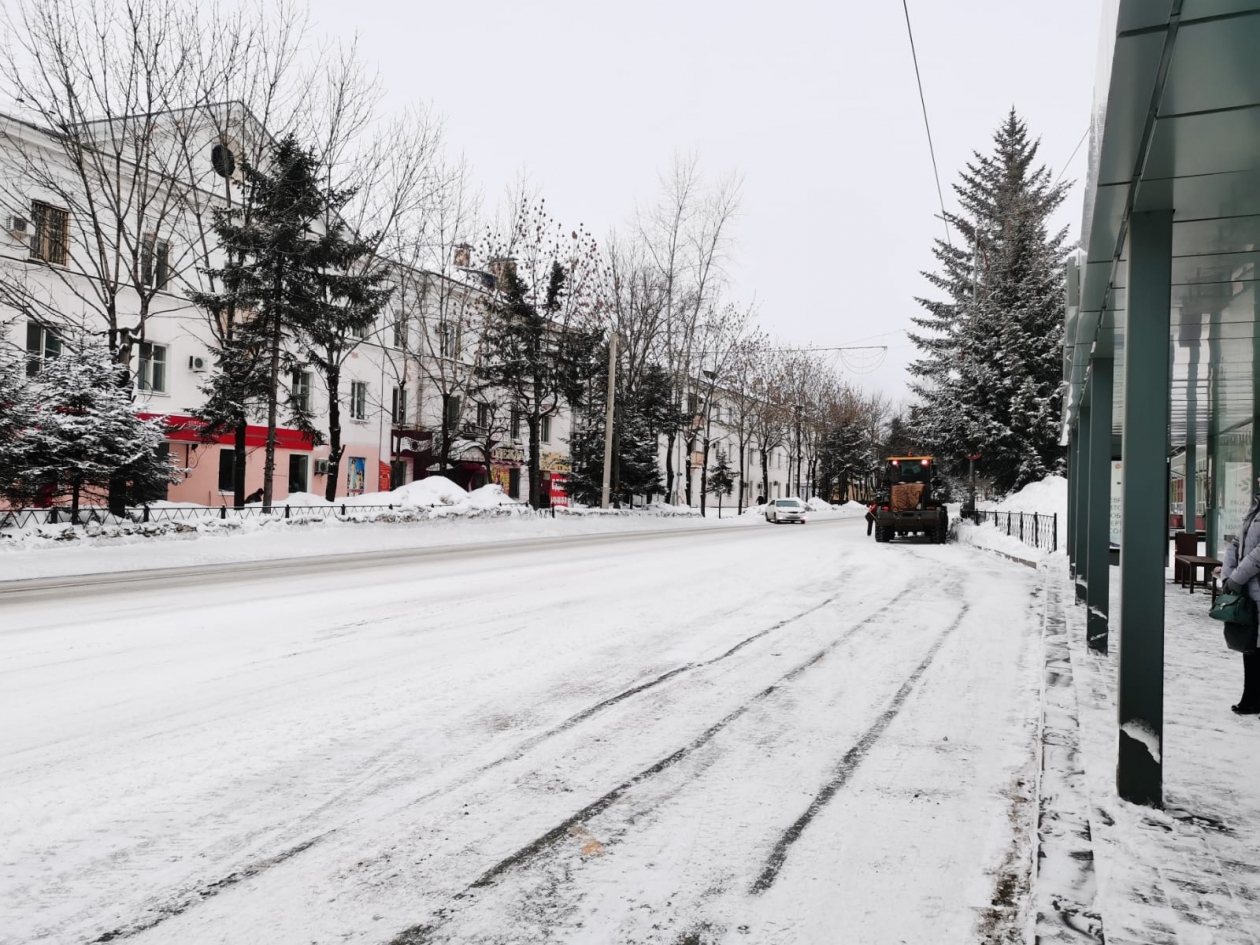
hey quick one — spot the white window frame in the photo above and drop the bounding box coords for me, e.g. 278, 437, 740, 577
136, 341, 167, 393
25, 322, 61, 376
291, 370, 312, 414
349, 381, 368, 422
390, 385, 406, 425
540, 415, 552, 444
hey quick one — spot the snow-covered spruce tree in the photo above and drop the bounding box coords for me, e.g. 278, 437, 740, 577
3, 341, 174, 520
907, 110, 1068, 494
0, 347, 39, 499
567, 351, 667, 506
194, 136, 342, 510
707, 448, 735, 516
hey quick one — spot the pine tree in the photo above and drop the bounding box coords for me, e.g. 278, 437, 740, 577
707, 448, 735, 517
2, 341, 174, 519
481, 263, 603, 508
567, 352, 667, 506
908, 110, 1068, 493
193, 135, 341, 510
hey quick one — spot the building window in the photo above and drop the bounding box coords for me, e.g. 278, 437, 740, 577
510, 407, 521, 440
291, 370, 311, 413
351, 319, 371, 339
349, 381, 367, 421
136, 342, 167, 393
218, 448, 236, 493
444, 394, 461, 430
439, 320, 460, 358
140, 234, 170, 289
392, 316, 406, 349
540, 415, 551, 443
30, 201, 69, 265
288, 454, 309, 495
391, 386, 406, 425
476, 402, 491, 430
25, 322, 61, 376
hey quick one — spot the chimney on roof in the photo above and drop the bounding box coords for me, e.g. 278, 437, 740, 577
454, 243, 472, 268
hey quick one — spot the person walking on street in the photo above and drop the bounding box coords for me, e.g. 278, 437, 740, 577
865, 502, 877, 537
1219, 476, 1260, 714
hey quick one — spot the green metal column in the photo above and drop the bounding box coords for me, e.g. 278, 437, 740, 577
1185, 339, 1198, 542
1076, 405, 1092, 604
1067, 440, 1078, 579
1086, 358, 1114, 654
1206, 309, 1221, 557
1116, 210, 1172, 807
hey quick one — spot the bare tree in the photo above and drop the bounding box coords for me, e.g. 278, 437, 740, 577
637, 155, 741, 504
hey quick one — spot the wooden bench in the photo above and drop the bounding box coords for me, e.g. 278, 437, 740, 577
1174, 554, 1222, 595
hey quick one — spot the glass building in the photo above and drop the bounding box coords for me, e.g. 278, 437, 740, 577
1063, 0, 1260, 806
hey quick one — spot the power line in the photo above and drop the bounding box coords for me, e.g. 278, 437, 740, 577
1053, 125, 1090, 189
901, 0, 951, 248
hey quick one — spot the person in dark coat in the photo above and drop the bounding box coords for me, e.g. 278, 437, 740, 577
865, 502, 877, 536
244, 488, 264, 505
1219, 477, 1260, 714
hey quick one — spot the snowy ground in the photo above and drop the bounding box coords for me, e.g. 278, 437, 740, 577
1052, 564, 1260, 943
2, 517, 1041, 944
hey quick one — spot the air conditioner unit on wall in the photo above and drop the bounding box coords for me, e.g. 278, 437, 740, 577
188, 355, 207, 372
7, 216, 28, 240
314, 459, 330, 476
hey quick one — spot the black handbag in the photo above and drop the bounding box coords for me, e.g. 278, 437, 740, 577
1224, 621, 1259, 653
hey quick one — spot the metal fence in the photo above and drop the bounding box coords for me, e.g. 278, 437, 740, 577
0, 502, 582, 532
961, 509, 1059, 553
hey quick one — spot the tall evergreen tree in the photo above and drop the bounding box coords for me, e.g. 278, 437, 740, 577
193, 135, 344, 510
908, 110, 1068, 493
481, 263, 603, 508
1, 341, 174, 519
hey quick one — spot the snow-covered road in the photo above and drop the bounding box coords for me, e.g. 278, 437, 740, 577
2, 518, 1042, 944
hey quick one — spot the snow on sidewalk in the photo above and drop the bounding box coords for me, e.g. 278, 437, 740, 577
1043, 562, 1260, 944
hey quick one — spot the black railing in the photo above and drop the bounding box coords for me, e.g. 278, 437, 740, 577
961, 509, 1059, 553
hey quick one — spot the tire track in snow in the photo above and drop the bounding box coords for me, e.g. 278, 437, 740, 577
71, 588, 861, 945
750, 603, 970, 892
383, 587, 942, 945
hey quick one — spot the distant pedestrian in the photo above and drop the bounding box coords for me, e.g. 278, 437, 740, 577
756, 494, 765, 507
865, 502, 877, 537
245, 488, 264, 504
1218, 476, 1260, 714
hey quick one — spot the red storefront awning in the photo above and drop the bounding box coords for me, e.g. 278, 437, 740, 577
138, 413, 315, 452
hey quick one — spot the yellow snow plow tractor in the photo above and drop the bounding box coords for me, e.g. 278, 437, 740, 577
872, 456, 949, 544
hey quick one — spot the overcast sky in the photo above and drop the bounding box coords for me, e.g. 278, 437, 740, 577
293, 2, 1103, 400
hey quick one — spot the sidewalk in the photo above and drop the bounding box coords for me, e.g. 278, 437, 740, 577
1037, 562, 1260, 944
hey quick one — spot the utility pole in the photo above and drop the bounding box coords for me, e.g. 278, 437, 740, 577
794, 403, 803, 498
600, 331, 618, 509
966, 453, 982, 520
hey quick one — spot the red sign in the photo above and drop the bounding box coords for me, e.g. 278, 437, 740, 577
137, 413, 314, 452
549, 473, 569, 508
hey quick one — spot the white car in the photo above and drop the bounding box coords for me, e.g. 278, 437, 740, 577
765, 498, 807, 524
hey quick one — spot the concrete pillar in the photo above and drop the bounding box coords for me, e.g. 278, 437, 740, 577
1116, 210, 1172, 807
1075, 405, 1092, 604
1086, 358, 1114, 654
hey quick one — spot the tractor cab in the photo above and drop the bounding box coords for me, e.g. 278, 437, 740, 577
872, 456, 949, 543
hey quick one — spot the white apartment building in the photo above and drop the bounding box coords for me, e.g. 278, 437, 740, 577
0, 104, 577, 508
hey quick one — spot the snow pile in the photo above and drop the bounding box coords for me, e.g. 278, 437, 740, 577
806, 497, 835, 512
839, 500, 870, 517
284, 491, 334, 508
559, 503, 700, 518
346, 475, 469, 509
953, 519, 1046, 565
993, 475, 1067, 518
466, 484, 516, 510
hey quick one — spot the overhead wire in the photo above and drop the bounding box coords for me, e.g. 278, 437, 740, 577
901, 0, 952, 248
